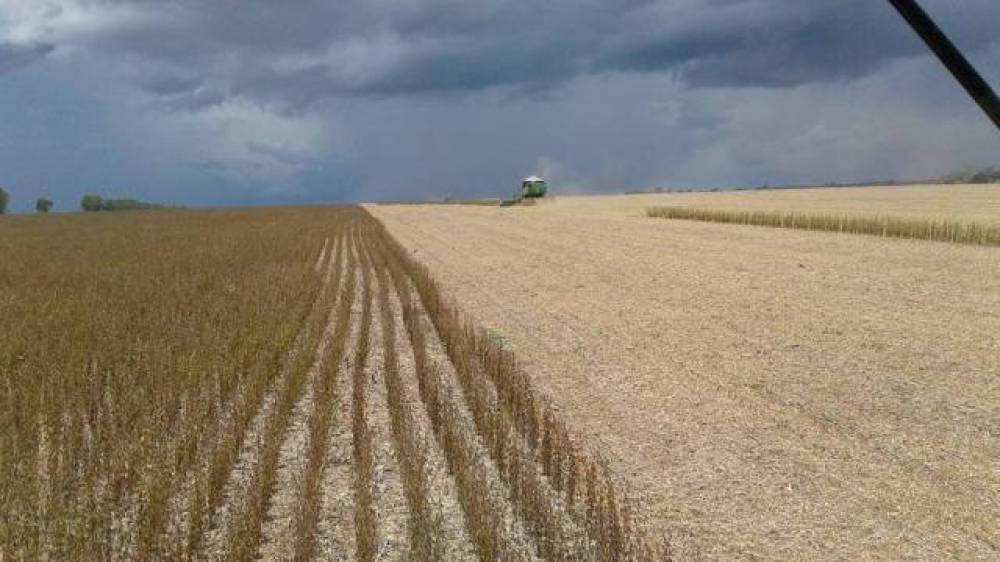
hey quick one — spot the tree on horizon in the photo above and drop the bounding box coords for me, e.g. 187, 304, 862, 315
81, 194, 104, 212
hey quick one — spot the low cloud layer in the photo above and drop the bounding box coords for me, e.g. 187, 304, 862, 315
1, 0, 998, 210
0, 42, 52, 74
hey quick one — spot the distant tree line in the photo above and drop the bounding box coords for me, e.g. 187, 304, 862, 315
0, 188, 169, 215
80, 194, 165, 212
0, 190, 54, 214
942, 166, 1000, 184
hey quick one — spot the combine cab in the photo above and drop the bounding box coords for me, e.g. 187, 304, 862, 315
520, 176, 548, 199
502, 176, 548, 206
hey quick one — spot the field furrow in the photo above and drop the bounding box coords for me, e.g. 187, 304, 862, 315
291, 239, 368, 561
373, 247, 478, 562
357, 251, 411, 561
225, 234, 357, 561
350, 239, 382, 561
203, 232, 350, 561
316, 236, 331, 273
258, 234, 360, 561
385, 261, 539, 562
2, 206, 667, 561
419, 287, 593, 560
315, 238, 366, 561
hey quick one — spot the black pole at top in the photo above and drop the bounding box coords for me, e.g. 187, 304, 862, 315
887, 0, 1000, 132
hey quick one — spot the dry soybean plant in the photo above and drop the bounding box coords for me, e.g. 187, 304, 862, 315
365, 208, 668, 560
368, 238, 449, 561
291, 234, 358, 561
1, 206, 668, 561
647, 205, 1000, 246
0, 208, 347, 560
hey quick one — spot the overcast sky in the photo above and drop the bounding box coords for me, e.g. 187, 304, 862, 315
1, 0, 999, 211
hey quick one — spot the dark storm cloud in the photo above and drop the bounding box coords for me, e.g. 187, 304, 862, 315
140, 73, 204, 95
3, 0, 998, 211
29, 0, 999, 109
595, 2, 920, 87
220, 35, 583, 109
0, 42, 54, 75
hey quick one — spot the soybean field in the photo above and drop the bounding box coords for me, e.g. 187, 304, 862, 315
0, 207, 661, 561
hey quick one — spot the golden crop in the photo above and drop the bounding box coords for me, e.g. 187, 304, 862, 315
0, 207, 662, 560
647, 205, 1000, 245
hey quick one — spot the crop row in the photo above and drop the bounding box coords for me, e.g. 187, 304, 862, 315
647, 205, 1000, 246
0, 208, 346, 559
1, 206, 666, 560
366, 209, 666, 560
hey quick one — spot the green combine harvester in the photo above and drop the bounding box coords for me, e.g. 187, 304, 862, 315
501, 176, 548, 206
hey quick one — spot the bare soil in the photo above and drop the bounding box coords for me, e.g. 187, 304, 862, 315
315, 264, 363, 561
369, 188, 1000, 560
258, 249, 357, 561
202, 240, 346, 560
361, 271, 410, 560
383, 276, 479, 561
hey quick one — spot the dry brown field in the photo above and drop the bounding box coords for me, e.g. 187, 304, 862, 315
1, 207, 656, 561
369, 184, 1000, 560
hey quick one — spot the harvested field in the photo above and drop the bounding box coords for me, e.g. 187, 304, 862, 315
1, 207, 657, 561
541, 183, 1000, 224
369, 185, 1000, 560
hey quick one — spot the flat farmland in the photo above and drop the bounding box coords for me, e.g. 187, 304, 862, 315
370, 185, 1000, 559
1, 208, 656, 561
547, 183, 1000, 224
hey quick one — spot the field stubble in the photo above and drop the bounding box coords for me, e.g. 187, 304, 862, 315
370, 194, 1000, 560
